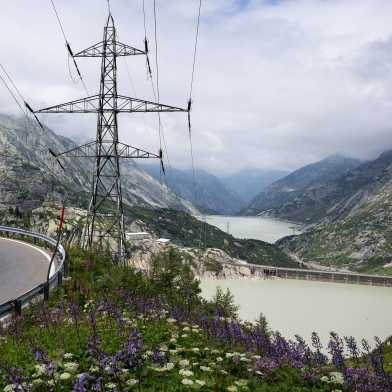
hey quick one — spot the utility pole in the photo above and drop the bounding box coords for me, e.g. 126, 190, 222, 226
35, 13, 188, 262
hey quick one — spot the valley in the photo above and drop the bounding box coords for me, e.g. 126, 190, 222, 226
1, 2, 392, 391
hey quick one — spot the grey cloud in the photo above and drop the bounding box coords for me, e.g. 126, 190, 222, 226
2, 0, 392, 175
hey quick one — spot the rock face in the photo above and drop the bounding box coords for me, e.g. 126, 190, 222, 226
141, 164, 244, 215
22, 203, 268, 279
128, 238, 264, 279
277, 151, 392, 275
8, 203, 297, 274
244, 155, 362, 223
0, 114, 195, 213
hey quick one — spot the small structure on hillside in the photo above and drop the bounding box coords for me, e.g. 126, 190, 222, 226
126, 232, 151, 242
156, 238, 171, 245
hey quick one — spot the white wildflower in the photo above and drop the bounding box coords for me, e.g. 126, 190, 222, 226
181, 378, 194, 385
63, 362, 79, 373
234, 379, 248, 387
179, 369, 194, 377
195, 380, 206, 386
179, 359, 190, 368
126, 379, 139, 386
200, 366, 212, 372
59, 372, 71, 381
329, 372, 344, 385
34, 364, 47, 377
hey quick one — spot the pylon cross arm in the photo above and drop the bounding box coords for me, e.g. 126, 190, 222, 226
36, 95, 188, 114
51, 141, 161, 160
74, 40, 145, 57
116, 95, 188, 112
36, 95, 100, 113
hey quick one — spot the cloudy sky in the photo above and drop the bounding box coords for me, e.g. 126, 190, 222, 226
2, 0, 392, 175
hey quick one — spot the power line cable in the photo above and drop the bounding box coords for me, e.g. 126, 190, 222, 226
141, 0, 195, 209
153, 0, 166, 185
189, 0, 202, 100
49, 0, 67, 43
142, 0, 153, 78
187, 0, 204, 247
141, 0, 172, 176
0, 63, 46, 142
0, 69, 27, 117
49, 0, 90, 96
0, 63, 31, 139
0, 64, 28, 113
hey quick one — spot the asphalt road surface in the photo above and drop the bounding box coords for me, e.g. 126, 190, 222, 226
0, 237, 50, 304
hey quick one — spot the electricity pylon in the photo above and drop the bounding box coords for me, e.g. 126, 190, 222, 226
35, 13, 188, 262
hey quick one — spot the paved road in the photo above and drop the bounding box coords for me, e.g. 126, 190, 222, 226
0, 238, 50, 304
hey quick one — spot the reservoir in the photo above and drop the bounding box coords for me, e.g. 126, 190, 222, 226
205, 215, 300, 243
202, 215, 392, 347
201, 278, 392, 348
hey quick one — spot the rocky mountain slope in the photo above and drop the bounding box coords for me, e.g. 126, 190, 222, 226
277, 151, 392, 275
244, 154, 362, 223
0, 201, 300, 270
222, 168, 289, 204
0, 114, 194, 212
141, 164, 244, 214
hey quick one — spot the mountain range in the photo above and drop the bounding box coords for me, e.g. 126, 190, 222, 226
244, 154, 363, 223
141, 164, 245, 215
222, 168, 289, 204
0, 114, 194, 212
3, 112, 392, 274
0, 113, 299, 269
272, 152, 392, 275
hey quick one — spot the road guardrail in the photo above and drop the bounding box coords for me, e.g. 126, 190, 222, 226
0, 226, 67, 319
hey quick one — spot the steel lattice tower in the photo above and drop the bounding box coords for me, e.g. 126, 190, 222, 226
35, 13, 188, 261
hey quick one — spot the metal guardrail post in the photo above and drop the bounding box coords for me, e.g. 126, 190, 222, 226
64, 255, 69, 277
44, 282, 50, 301
14, 299, 22, 316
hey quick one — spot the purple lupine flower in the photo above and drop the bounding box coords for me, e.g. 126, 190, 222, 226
328, 332, 345, 371
311, 332, 327, 367
345, 336, 360, 364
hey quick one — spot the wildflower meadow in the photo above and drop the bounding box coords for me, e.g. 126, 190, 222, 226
0, 248, 391, 391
